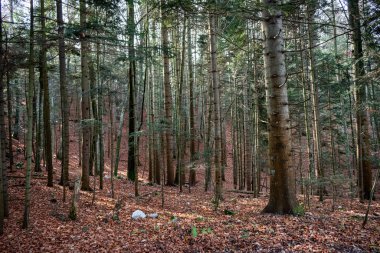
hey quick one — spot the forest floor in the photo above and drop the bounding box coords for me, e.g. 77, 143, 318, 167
1, 122, 380, 252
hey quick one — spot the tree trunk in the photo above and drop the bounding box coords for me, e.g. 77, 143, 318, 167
209, 3, 222, 209
23, 0, 35, 228
40, 0, 54, 187
0, 1, 5, 234
307, 3, 323, 201
161, 0, 174, 186
57, 0, 69, 192
80, 0, 92, 191
128, 0, 137, 183
347, 0, 372, 200
261, 0, 298, 214
188, 18, 197, 186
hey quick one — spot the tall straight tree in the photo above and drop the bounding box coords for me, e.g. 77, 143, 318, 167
40, 0, 54, 187
80, 0, 92, 191
261, 0, 298, 214
23, 0, 35, 228
57, 0, 69, 190
161, 0, 175, 185
188, 18, 197, 186
127, 0, 136, 182
347, 0, 372, 200
0, 0, 4, 234
209, 0, 222, 208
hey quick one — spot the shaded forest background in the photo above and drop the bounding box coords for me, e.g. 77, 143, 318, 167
0, 0, 380, 251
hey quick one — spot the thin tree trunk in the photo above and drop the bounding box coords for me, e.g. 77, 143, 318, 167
22, 0, 35, 228
307, 3, 323, 201
188, 18, 197, 186
57, 0, 69, 196
348, 0, 372, 200
127, 0, 137, 184
209, 3, 222, 209
40, 0, 54, 187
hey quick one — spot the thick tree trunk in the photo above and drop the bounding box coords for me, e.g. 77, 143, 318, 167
261, 0, 298, 214
161, 0, 174, 186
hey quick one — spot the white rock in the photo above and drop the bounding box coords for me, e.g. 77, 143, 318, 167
132, 210, 146, 219
148, 213, 158, 218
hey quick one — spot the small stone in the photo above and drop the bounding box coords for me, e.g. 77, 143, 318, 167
148, 213, 158, 219
132, 210, 146, 219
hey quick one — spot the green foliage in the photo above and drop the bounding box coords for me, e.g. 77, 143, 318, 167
292, 203, 305, 216
201, 227, 213, 235
191, 225, 198, 238
224, 209, 235, 215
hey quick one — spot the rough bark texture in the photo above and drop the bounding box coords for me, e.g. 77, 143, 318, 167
0, 1, 4, 233
80, 0, 92, 191
209, 5, 222, 208
161, 0, 174, 186
57, 0, 69, 187
188, 20, 196, 186
128, 0, 136, 182
261, 0, 298, 214
347, 0, 372, 200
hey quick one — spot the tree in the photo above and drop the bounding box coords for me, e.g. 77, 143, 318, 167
40, 0, 54, 187
57, 0, 70, 194
261, 0, 298, 214
0, 0, 4, 234
161, 0, 175, 186
23, 0, 35, 228
347, 0, 372, 200
80, 0, 92, 191
127, 0, 137, 182
209, 0, 222, 209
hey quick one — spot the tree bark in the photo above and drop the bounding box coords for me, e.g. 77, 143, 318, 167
347, 0, 372, 200
161, 0, 174, 186
23, 0, 35, 228
261, 0, 298, 214
127, 0, 137, 183
80, 0, 92, 191
57, 0, 69, 192
40, 0, 54, 187
209, 3, 222, 208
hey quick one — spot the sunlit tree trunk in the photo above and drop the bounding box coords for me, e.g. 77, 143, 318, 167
306, 3, 323, 201
261, 0, 298, 214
